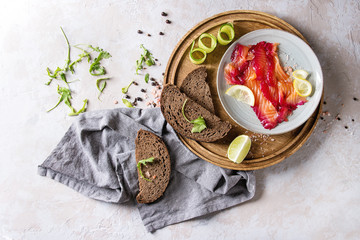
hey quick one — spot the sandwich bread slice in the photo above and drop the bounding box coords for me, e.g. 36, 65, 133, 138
180, 66, 215, 113
160, 84, 232, 142
135, 129, 171, 204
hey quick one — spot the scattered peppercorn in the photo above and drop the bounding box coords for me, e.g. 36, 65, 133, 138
345, 126, 348, 129
147, 33, 151, 37
337, 117, 341, 121
323, 101, 327, 105
320, 116, 324, 120
159, 32, 164, 35
153, 102, 157, 107
162, 72, 165, 76
166, 19, 171, 24
137, 30, 143, 34
136, 97, 143, 102
155, 58, 158, 61
132, 101, 137, 106
151, 82, 157, 86
124, 95, 130, 99
141, 88, 146, 93
352, 119, 355, 122
354, 97, 359, 101
133, 81, 138, 86
161, 12, 168, 16
150, 77, 155, 81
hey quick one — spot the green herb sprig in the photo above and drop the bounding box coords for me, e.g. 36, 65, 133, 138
137, 157, 155, 182
122, 99, 134, 108
47, 86, 87, 116
181, 99, 207, 133
135, 44, 155, 75
45, 27, 112, 116
96, 77, 110, 99
145, 73, 150, 83
122, 80, 134, 94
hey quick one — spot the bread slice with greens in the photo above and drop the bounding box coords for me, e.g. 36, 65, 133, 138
180, 66, 215, 113
160, 84, 232, 142
135, 129, 171, 204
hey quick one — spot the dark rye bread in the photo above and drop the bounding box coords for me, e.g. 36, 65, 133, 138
180, 67, 215, 113
160, 84, 232, 142
135, 129, 171, 204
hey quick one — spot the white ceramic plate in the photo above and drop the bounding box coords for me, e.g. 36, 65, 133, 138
217, 29, 323, 135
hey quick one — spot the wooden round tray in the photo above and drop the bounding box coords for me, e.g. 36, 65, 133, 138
163, 10, 322, 170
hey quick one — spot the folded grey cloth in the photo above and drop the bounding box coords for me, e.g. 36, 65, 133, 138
38, 108, 255, 232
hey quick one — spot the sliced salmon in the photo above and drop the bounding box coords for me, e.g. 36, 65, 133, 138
224, 41, 307, 130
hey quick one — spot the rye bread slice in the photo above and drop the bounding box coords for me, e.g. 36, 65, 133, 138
180, 67, 215, 113
160, 84, 232, 142
135, 129, 171, 204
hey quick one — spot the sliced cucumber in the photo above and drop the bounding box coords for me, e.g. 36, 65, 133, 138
189, 40, 207, 64
198, 33, 217, 53
217, 22, 235, 45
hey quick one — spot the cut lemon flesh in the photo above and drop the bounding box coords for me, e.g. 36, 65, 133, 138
227, 135, 251, 163
225, 85, 255, 106
293, 77, 312, 97
292, 69, 309, 80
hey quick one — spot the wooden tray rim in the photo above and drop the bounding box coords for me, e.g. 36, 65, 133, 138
163, 10, 322, 170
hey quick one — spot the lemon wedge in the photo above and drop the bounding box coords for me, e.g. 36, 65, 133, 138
292, 69, 309, 80
292, 69, 312, 97
227, 135, 251, 163
293, 77, 312, 97
225, 85, 255, 106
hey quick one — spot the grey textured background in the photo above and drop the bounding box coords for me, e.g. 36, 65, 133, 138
0, 0, 359, 239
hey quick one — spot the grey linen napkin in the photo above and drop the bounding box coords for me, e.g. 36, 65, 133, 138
38, 108, 255, 232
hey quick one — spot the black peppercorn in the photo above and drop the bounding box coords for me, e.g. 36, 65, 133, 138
133, 81, 138, 86
141, 89, 146, 93
161, 12, 168, 16
159, 32, 164, 35
166, 19, 171, 24
124, 95, 130, 99
137, 30, 143, 34
354, 97, 359, 101
136, 97, 143, 102
147, 33, 151, 37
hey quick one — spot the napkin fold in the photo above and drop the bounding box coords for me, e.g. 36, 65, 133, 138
38, 108, 255, 232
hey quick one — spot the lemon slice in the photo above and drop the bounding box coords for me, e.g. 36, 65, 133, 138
227, 135, 251, 163
225, 85, 255, 106
293, 77, 312, 97
292, 69, 309, 80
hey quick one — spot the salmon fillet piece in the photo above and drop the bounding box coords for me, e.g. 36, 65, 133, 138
224, 41, 307, 130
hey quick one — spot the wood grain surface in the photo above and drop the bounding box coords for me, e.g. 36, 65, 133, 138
163, 10, 322, 170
